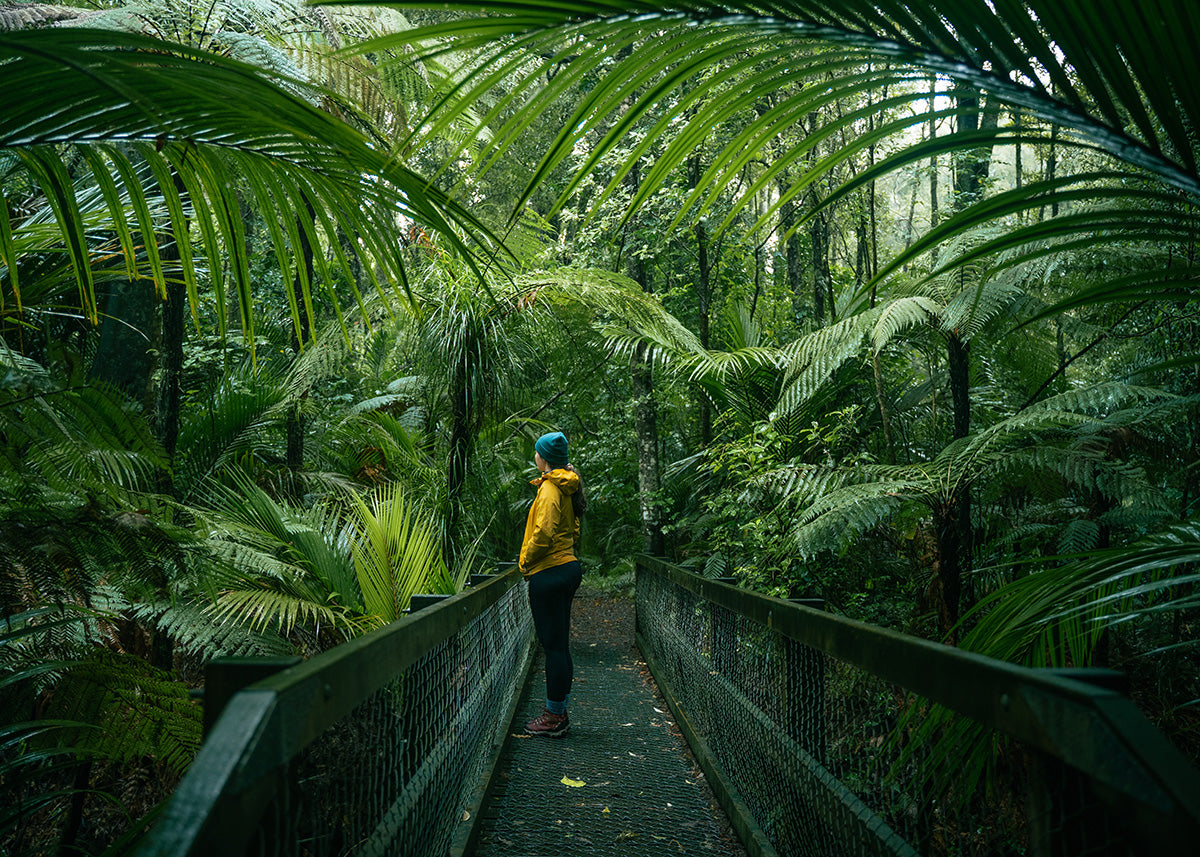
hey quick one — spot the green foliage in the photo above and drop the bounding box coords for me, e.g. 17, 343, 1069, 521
1, 606, 200, 853
0, 25, 501, 343
347, 484, 455, 625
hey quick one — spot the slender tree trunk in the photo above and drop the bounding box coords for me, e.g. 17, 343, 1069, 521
56, 760, 93, 857
286, 201, 316, 497
695, 217, 713, 445
780, 188, 805, 308
445, 352, 471, 569
904, 173, 919, 252
628, 253, 664, 555
689, 154, 714, 446
928, 75, 939, 236
155, 232, 184, 495
1041, 120, 1059, 221
1013, 109, 1023, 191
811, 211, 829, 323
872, 354, 896, 464
932, 86, 999, 637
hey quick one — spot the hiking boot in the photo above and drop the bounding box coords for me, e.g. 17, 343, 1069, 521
526, 708, 569, 737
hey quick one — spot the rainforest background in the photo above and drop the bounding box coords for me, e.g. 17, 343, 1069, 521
1, 1, 1198, 853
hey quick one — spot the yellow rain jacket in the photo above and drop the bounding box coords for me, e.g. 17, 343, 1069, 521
519, 468, 580, 577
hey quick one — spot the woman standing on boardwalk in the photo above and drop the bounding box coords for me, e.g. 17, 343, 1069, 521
520, 431, 586, 737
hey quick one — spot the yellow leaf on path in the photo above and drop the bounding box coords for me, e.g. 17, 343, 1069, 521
602, 807, 610, 814
561, 776, 586, 787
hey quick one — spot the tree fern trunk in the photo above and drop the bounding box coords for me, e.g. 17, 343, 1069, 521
56, 759, 92, 857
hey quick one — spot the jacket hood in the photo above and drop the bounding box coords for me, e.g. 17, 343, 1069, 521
532, 467, 580, 494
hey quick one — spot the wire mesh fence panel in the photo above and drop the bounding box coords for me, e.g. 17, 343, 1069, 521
144, 575, 533, 857
635, 559, 1199, 857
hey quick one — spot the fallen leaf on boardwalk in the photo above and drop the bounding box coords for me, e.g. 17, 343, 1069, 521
653, 707, 664, 713
619, 722, 633, 727
616, 830, 638, 842
461, 810, 470, 822
561, 776, 586, 787
602, 807, 610, 814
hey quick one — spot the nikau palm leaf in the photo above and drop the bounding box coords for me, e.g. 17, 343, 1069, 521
0, 27, 505, 336
355, 0, 1200, 313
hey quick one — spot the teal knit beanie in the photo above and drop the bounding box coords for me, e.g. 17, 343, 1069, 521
535, 432, 569, 467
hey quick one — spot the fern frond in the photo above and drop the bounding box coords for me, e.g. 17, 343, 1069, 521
520, 267, 707, 361
131, 598, 290, 659
45, 651, 201, 775
939, 278, 1023, 341
789, 479, 921, 560
775, 306, 883, 419
872, 296, 942, 353
0, 3, 83, 30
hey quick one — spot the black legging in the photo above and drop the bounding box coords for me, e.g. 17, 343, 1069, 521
527, 560, 583, 704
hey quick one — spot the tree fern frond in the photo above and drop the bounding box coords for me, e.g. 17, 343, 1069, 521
790, 479, 922, 559
43, 651, 201, 775
0, 4, 83, 30
939, 278, 1023, 341
525, 267, 706, 357
1021, 383, 1176, 418
131, 598, 290, 659
775, 307, 882, 419
872, 296, 942, 353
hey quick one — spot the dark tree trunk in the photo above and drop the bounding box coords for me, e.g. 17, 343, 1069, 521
155, 246, 184, 498
286, 201, 317, 500
811, 211, 830, 323
56, 759, 93, 857
929, 87, 999, 637
445, 353, 472, 569
928, 75, 939, 234
780, 191, 805, 307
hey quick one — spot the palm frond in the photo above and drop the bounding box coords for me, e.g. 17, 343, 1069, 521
0, 27, 504, 336
344, 483, 449, 625
357, 0, 1200, 321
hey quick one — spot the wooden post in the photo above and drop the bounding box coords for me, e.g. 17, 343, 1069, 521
203, 657, 300, 737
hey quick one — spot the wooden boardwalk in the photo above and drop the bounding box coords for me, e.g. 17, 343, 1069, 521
471, 593, 745, 856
